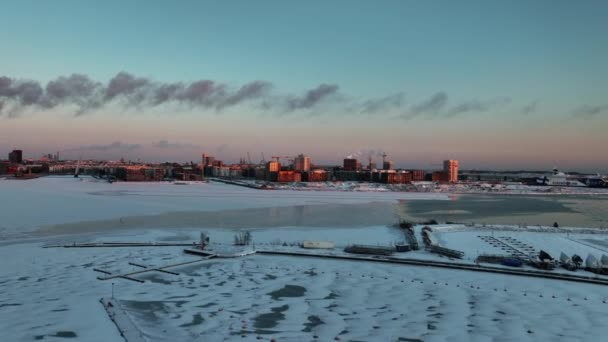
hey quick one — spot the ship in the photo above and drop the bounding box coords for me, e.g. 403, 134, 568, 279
582, 174, 608, 188
536, 169, 588, 187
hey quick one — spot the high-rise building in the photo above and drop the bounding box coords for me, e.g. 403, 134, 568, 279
294, 154, 311, 172
9, 150, 23, 164
410, 170, 425, 181
382, 160, 394, 170
203, 154, 215, 167
343, 158, 359, 171
443, 159, 459, 183
267, 160, 281, 173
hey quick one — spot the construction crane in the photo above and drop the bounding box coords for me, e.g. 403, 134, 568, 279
247, 152, 252, 165
271, 155, 291, 161
271, 156, 294, 169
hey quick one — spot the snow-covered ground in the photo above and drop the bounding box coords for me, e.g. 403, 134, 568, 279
2, 235, 608, 341
227, 178, 608, 195
1, 176, 608, 341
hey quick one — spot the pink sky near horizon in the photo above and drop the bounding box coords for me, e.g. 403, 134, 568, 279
1, 109, 606, 172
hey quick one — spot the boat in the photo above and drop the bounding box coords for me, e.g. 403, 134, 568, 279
582, 174, 608, 188
572, 254, 583, 267
600, 254, 608, 274
560, 252, 577, 271
601, 255, 608, 268
302, 240, 335, 249
536, 169, 588, 187
501, 258, 523, 267
586, 254, 599, 269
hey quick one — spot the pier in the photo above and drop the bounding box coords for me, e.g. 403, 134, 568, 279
100, 298, 146, 342
95, 255, 215, 282
44, 242, 199, 248
255, 250, 608, 286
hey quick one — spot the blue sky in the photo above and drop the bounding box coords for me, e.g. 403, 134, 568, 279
1, 0, 607, 170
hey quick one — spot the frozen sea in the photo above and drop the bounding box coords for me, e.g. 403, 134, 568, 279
1, 176, 608, 341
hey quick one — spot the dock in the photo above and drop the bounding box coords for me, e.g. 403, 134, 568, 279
100, 298, 146, 342
256, 250, 608, 286
45, 242, 199, 248
95, 255, 215, 282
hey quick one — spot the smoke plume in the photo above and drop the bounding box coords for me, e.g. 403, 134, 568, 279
287, 84, 339, 110
0, 72, 287, 116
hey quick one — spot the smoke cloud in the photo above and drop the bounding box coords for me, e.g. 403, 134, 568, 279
521, 100, 538, 115
1, 73, 524, 120
152, 140, 200, 149
67, 141, 142, 152
446, 97, 511, 117
398, 92, 447, 120
0, 72, 296, 116
346, 148, 385, 159
572, 104, 608, 119
287, 84, 339, 110
360, 92, 405, 114
400, 93, 511, 120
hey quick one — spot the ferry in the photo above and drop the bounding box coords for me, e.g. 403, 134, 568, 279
536, 169, 588, 187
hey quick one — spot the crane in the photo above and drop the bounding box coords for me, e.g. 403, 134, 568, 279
271, 156, 294, 168
271, 155, 291, 162
247, 152, 252, 165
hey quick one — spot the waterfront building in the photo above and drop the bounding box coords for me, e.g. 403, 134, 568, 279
443, 160, 459, 183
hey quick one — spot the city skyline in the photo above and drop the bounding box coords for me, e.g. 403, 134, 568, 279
1, 1, 607, 171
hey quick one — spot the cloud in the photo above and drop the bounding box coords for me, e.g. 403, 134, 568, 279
216, 144, 229, 153
399, 93, 512, 120
0, 76, 44, 116
286, 84, 339, 111
104, 72, 151, 102
67, 141, 142, 152
521, 100, 538, 115
218, 81, 272, 109
0, 72, 295, 117
446, 97, 511, 117
572, 104, 608, 119
1, 72, 521, 121
360, 92, 405, 114
152, 140, 200, 149
409, 92, 448, 116
346, 148, 385, 159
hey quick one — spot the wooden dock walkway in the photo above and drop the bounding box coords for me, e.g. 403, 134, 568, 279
45, 242, 199, 248
95, 255, 215, 282
256, 250, 608, 286
100, 298, 146, 342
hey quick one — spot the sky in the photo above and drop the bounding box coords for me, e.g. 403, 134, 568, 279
1, 0, 607, 171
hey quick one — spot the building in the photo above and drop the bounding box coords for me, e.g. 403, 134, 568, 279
294, 154, 311, 172
432, 171, 447, 182
343, 158, 359, 171
306, 169, 328, 182
0, 161, 11, 174
9, 150, 23, 164
409, 170, 426, 181
277, 170, 301, 183
443, 160, 459, 183
382, 160, 394, 170
266, 160, 281, 181
202, 154, 215, 167
267, 160, 280, 172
